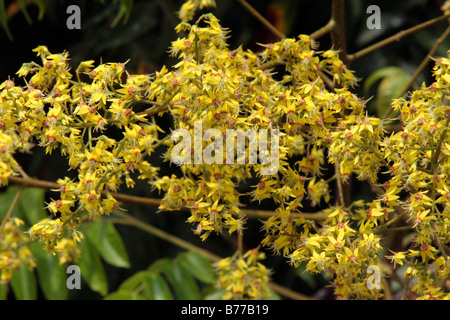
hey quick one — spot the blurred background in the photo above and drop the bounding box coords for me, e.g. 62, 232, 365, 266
0, 0, 449, 299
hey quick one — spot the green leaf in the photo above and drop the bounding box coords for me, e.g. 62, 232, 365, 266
33, 0, 51, 20
148, 274, 173, 300
163, 260, 200, 300
117, 270, 149, 292
111, 0, 134, 27
203, 288, 225, 300
106, 270, 153, 299
294, 261, 317, 290
364, 66, 411, 117
0, 282, 8, 300
19, 188, 48, 226
0, 0, 13, 40
104, 290, 143, 300
78, 238, 108, 296
94, 7, 158, 55
29, 242, 68, 300
82, 4, 117, 29
147, 257, 172, 274
84, 221, 130, 268
364, 67, 402, 94
10, 261, 37, 300
178, 251, 216, 284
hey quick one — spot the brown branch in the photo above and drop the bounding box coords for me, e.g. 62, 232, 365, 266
347, 13, 450, 63
239, 208, 327, 220
318, 70, 335, 90
235, 0, 285, 40
310, 19, 337, 40
7, 176, 327, 220
268, 282, 311, 300
9, 176, 59, 190
334, 161, 345, 206
8, 176, 312, 300
113, 210, 312, 300
137, 88, 180, 117
114, 210, 221, 261
330, 0, 348, 65
0, 187, 24, 235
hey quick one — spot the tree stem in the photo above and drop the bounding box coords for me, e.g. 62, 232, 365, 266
330, 0, 348, 65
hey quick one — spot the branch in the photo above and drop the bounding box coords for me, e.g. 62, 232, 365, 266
112, 210, 312, 300
382, 23, 450, 119
318, 70, 335, 90
310, 19, 337, 40
347, 14, 450, 63
7, 176, 327, 220
330, 0, 348, 65
137, 88, 180, 117
334, 161, 345, 206
113, 210, 221, 261
373, 210, 407, 234
235, 0, 285, 40
8, 175, 313, 299
240, 208, 328, 220
0, 187, 24, 235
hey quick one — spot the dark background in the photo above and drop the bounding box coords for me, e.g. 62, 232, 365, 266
0, 0, 448, 299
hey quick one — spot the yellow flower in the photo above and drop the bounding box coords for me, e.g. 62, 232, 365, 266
387, 250, 407, 268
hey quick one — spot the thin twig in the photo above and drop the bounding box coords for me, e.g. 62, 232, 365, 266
0, 187, 24, 235
401, 258, 414, 300
382, 23, 450, 119
382, 277, 393, 300
268, 282, 311, 300
112, 210, 312, 300
7, 176, 327, 220
318, 70, 335, 90
14, 164, 30, 179
137, 88, 180, 117
334, 161, 345, 207
310, 19, 337, 40
235, 0, 285, 40
347, 14, 450, 63
373, 210, 407, 234
239, 208, 328, 220
113, 210, 221, 261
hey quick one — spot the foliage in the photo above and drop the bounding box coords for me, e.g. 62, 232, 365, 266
0, 0, 450, 300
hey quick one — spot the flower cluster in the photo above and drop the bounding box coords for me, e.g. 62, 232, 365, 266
0, 46, 162, 255
284, 52, 450, 299
178, 0, 216, 22
215, 249, 271, 300
0, 218, 35, 281
0, 0, 448, 299
288, 205, 385, 299
155, 14, 363, 246
380, 55, 450, 299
